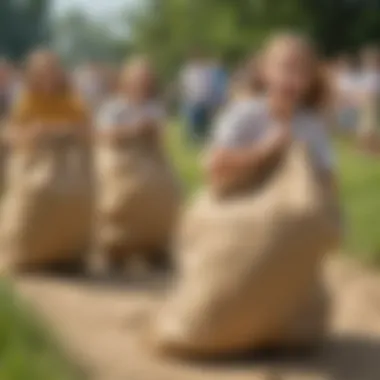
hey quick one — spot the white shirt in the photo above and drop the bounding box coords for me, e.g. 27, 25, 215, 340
180, 63, 214, 104
358, 70, 380, 96
97, 97, 165, 130
212, 98, 334, 172
335, 71, 361, 105
336, 71, 357, 93
74, 70, 104, 108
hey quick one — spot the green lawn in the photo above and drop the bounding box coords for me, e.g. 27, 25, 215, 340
336, 140, 380, 263
167, 124, 380, 264
0, 281, 85, 380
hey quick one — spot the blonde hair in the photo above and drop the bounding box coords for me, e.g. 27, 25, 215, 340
257, 32, 328, 110
119, 55, 158, 99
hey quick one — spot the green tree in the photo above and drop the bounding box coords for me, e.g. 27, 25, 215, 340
127, 0, 380, 77
305, 0, 380, 54
128, 0, 311, 77
53, 10, 130, 65
0, 0, 51, 59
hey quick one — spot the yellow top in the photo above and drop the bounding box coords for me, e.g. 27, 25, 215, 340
9, 90, 90, 128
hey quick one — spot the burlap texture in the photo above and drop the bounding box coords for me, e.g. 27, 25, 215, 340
152, 145, 340, 357
95, 132, 181, 257
0, 131, 93, 271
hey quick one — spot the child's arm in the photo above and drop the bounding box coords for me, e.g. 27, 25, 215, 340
205, 101, 290, 193
134, 104, 167, 144
96, 101, 137, 140
206, 124, 290, 193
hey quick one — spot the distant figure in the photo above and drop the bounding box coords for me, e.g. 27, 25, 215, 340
357, 46, 380, 152
229, 54, 260, 103
97, 56, 165, 135
179, 50, 214, 142
209, 58, 228, 113
73, 62, 105, 111
8, 49, 90, 132
0, 59, 16, 120
101, 64, 119, 98
333, 54, 360, 134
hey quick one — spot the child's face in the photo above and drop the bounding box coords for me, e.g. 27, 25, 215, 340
121, 63, 154, 99
30, 55, 65, 94
263, 40, 314, 107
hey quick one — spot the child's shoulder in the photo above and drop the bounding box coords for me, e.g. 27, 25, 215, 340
222, 97, 265, 121
102, 96, 126, 107
100, 96, 129, 113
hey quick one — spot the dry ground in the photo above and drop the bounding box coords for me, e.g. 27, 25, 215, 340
13, 256, 380, 380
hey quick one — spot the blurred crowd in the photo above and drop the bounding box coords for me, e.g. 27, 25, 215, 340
0, 38, 375, 211
0, 43, 378, 145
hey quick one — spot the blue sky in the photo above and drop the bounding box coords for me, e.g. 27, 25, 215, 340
53, 0, 134, 18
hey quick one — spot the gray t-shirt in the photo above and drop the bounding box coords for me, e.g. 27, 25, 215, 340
212, 98, 334, 172
97, 97, 165, 130
180, 63, 214, 104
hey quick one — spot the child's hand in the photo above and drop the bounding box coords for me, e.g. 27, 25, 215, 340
259, 123, 291, 155
210, 149, 248, 176
133, 118, 156, 133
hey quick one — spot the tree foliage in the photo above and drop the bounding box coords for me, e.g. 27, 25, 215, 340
53, 10, 130, 65
0, 0, 51, 60
128, 0, 380, 77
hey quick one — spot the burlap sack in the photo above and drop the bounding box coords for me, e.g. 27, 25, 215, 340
152, 145, 340, 357
0, 130, 93, 272
95, 131, 181, 257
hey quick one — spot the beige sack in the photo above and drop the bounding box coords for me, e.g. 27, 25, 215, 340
152, 145, 340, 357
96, 132, 181, 256
0, 131, 93, 272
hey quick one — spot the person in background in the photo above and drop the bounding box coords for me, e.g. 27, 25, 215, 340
8, 49, 90, 134
209, 57, 228, 114
229, 54, 260, 103
357, 46, 380, 153
73, 61, 105, 111
101, 64, 119, 99
97, 56, 165, 139
331, 54, 360, 134
0, 59, 16, 120
333, 54, 361, 134
8, 64, 23, 105
205, 32, 337, 199
179, 49, 214, 142
96, 56, 167, 269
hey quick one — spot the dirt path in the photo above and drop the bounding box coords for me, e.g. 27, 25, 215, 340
15, 256, 380, 380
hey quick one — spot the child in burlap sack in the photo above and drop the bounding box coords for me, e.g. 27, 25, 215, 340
206, 33, 338, 200
8, 49, 90, 135
95, 57, 179, 271
1, 49, 92, 274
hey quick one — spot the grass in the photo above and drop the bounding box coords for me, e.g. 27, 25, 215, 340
166, 124, 380, 264
336, 140, 380, 263
0, 281, 85, 380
